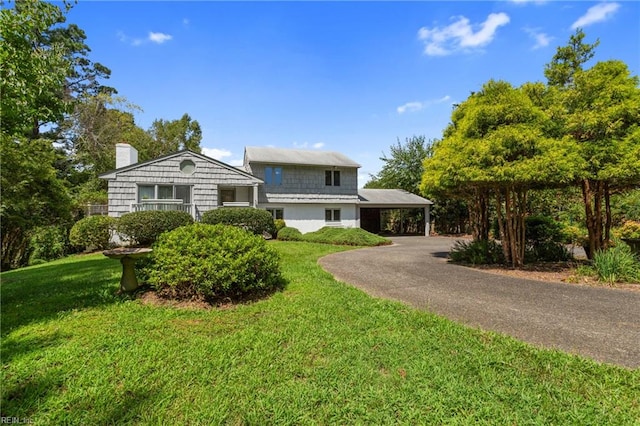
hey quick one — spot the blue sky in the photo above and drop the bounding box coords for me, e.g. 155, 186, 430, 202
65, 1, 639, 185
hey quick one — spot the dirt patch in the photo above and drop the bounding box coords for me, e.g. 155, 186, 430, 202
139, 290, 214, 310
469, 262, 640, 292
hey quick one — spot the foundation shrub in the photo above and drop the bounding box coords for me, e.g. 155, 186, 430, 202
201, 208, 276, 236
117, 210, 193, 246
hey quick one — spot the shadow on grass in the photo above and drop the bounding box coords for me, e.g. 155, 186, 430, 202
2, 366, 159, 424
1, 256, 122, 333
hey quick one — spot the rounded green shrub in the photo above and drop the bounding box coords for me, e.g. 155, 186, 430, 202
117, 210, 193, 246
276, 226, 303, 241
274, 219, 287, 234
143, 224, 283, 300
303, 227, 391, 246
69, 216, 116, 251
28, 225, 68, 264
201, 208, 276, 236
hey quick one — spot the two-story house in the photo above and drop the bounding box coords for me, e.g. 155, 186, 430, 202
243, 146, 361, 233
100, 144, 432, 235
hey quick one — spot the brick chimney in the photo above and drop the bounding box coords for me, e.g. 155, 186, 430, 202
116, 143, 138, 169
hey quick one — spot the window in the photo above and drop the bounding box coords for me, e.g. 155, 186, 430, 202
180, 159, 196, 175
264, 167, 283, 185
325, 209, 341, 222
325, 170, 340, 186
266, 208, 284, 220
137, 185, 191, 202
220, 189, 235, 203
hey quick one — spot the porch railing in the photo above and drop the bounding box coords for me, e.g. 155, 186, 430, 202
132, 201, 192, 215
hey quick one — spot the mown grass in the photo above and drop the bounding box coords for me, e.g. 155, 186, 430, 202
1, 242, 639, 424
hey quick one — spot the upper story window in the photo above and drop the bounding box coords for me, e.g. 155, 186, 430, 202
264, 166, 283, 185
325, 170, 341, 186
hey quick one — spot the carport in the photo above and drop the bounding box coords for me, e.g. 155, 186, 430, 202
358, 189, 433, 236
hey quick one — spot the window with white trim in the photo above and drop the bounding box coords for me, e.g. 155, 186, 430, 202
325, 209, 341, 222
325, 170, 340, 186
137, 184, 191, 203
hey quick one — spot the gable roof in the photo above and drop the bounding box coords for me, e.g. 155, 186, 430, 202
358, 189, 433, 206
245, 146, 361, 168
99, 149, 262, 182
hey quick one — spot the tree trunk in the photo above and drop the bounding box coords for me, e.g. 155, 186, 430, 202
469, 188, 490, 241
495, 191, 510, 263
581, 179, 605, 259
604, 182, 611, 245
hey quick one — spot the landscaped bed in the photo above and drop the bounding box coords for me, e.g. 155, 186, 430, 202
1, 242, 639, 424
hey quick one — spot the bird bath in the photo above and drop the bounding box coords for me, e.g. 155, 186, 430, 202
103, 248, 152, 292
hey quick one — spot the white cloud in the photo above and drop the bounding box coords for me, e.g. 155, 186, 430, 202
202, 147, 232, 160
312, 142, 325, 149
418, 13, 510, 56
149, 32, 173, 44
229, 158, 244, 167
524, 27, 552, 49
572, 2, 620, 29
397, 101, 424, 114
397, 95, 451, 114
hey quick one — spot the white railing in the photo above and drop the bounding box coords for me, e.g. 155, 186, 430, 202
222, 201, 252, 208
132, 201, 192, 214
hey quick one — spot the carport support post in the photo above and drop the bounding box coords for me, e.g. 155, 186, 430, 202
425, 206, 430, 236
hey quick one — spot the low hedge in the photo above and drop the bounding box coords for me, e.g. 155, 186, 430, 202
277, 226, 390, 247
69, 216, 116, 251
277, 226, 303, 241
141, 224, 283, 300
201, 208, 276, 236
117, 210, 194, 246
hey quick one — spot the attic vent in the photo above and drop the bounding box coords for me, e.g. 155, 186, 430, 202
180, 159, 196, 175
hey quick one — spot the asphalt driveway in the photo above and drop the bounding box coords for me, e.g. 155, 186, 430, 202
319, 236, 640, 368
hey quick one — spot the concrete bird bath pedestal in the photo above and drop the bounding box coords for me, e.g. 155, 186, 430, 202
103, 248, 152, 292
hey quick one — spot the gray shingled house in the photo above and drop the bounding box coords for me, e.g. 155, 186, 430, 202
99, 144, 263, 221
100, 144, 433, 235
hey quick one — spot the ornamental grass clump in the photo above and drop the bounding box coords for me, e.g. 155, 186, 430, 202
592, 241, 640, 284
142, 224, 283, 300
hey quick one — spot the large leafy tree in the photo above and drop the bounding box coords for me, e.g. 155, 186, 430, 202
61, 94, 153, 175
365, 136, 433, 194
546, 30, 640, 257
422, 81, 583, 267
145, 113, 203, 158
0, 1, 112, 268
1, 136, 71, 269
1, 0, 113, 138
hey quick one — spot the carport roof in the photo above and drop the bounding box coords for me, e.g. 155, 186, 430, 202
358, 189, 433, 207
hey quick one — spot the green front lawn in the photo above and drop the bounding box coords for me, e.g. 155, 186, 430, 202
1, 242, 638, 424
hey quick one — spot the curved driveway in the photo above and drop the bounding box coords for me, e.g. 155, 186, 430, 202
319, 237, 640, 368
